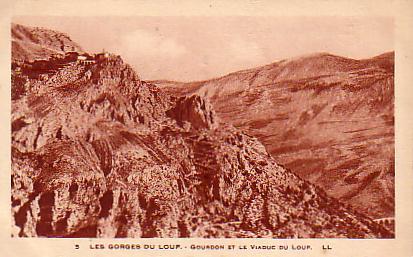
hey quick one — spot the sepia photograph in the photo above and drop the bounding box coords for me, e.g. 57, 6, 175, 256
10, 16, 394, 238
1, 1, 413, 257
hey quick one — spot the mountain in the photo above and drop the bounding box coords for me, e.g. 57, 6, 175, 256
12, 23, 83, 62
11, 24, 393, 238
155, 52, 395, 220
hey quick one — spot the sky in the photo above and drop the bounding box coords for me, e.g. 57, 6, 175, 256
13, 16, 393, 82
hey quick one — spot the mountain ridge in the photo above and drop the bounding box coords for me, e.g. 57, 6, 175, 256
151, 51, 394, 86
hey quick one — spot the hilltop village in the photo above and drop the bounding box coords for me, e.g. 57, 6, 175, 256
12, 51, 111, 79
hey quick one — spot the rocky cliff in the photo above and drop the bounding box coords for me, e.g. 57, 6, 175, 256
11, 24, 393, 238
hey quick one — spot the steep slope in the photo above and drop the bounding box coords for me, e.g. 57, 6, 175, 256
156, 52, 395, 220
12, 23, 83, 62
11, 24, 393, 238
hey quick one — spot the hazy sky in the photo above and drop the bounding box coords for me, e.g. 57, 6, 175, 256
13, 16, 393, 82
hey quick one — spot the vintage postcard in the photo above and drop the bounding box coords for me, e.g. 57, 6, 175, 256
1, 0, 412, 256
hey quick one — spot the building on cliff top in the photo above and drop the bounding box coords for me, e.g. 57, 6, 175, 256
77, 54, 95, 65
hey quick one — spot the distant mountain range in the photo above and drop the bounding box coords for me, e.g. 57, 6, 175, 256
154, 51, 395, 220
11, 23, 393, 238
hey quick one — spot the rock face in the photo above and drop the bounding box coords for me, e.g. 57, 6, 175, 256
166, 95, 218, 130
156, 52, 395, 220
11, 24, 393, 238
